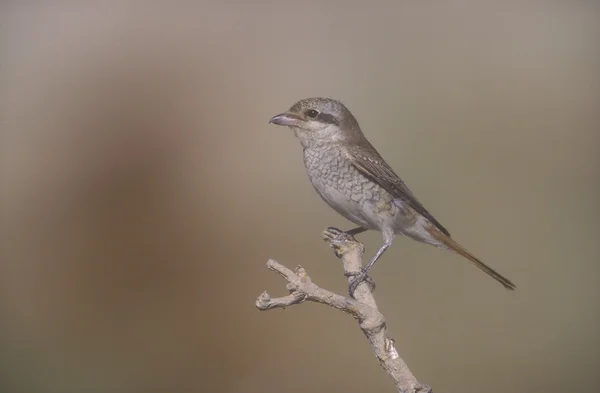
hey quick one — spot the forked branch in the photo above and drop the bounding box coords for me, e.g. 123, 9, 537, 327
256, 228, 432, 393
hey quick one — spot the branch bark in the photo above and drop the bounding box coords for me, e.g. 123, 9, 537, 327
256, 228, 432, 393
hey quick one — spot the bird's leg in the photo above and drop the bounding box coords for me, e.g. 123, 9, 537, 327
326, 226, 367, 237
348, 239, 393, 297
346, 227, 368, 236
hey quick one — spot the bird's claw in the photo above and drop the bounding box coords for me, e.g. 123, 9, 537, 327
323, 227, 373, 296
322, 227, 357, 258
322, 227, 355, 243
347, 268, 376, 297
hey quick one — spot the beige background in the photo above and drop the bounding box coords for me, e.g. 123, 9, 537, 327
1, 2, 599, 393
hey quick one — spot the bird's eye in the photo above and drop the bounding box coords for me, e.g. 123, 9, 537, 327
305, 109, 319, 119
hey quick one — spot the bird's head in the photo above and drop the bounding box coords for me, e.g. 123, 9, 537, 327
269, 97, 363, 147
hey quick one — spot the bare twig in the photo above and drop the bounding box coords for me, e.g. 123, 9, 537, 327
256, 228, 432, 393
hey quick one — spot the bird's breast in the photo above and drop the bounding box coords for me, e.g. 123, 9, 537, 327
302, 146, 397, 230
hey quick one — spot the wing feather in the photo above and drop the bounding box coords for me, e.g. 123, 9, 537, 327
347, 143, 451, 237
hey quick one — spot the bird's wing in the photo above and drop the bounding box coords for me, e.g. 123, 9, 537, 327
347, 143, 451, 236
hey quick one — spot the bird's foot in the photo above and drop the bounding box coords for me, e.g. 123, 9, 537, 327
345, 269, 376, 297
323, 227, 371, 297
322, 227, 355, 242
322, 227, 357, 258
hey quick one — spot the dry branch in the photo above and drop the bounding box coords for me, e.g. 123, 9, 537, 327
256, 228, 432, 393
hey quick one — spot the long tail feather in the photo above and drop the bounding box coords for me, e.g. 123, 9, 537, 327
428, 227, 516, 290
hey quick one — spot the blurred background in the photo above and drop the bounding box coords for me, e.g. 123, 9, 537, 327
1, 2, 599, 392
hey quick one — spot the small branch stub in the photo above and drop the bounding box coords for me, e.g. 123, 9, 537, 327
256, 228, 432, 393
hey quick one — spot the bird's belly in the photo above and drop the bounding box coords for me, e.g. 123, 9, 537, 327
303, 148, 409, 231
309, 176, 406, 231
312, 181, 372, 228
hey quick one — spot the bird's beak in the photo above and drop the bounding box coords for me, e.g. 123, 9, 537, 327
269, 112, 301, 126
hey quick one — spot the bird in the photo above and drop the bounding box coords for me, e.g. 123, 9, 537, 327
269, 97, 516, 296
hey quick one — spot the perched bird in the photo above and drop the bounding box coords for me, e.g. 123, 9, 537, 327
269, 97, 515, 296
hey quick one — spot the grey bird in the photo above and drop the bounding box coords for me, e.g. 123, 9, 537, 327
269, 97, 516, 296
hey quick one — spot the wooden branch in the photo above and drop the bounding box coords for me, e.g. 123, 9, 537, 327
256, 228, 432, 393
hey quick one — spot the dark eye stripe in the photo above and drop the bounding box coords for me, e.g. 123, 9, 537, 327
317, 113, 339, 126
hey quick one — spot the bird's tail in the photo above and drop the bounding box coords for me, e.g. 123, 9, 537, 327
427, 227, 516, 290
